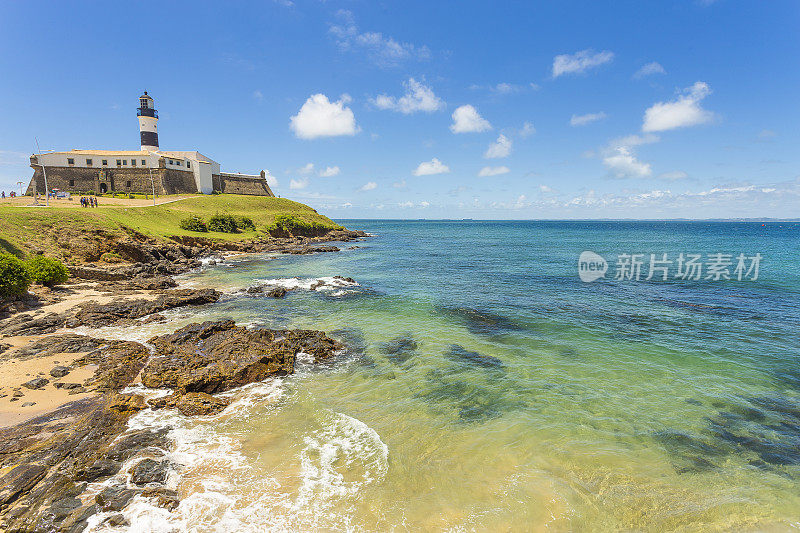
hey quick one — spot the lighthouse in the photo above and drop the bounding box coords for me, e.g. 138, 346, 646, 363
137, 91, 159, 151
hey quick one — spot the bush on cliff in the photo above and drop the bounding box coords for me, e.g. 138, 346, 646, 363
236, 216, 255, 231
0, 253, 32, 298
179, 216, 208, 232
208, 213, 239, 233
25, 255, 69, 287
268, 214, 338, 237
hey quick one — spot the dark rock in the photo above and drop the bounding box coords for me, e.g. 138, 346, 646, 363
141, 320, 341, 394
45, 496, 82, 522
130, 458, 169, 486
0, 312, 66, 336
0, 463, 48, 507
22, 377, 49, 390
247, 285, 264, 294
141, 487, 180, 511
50, 365, 71, 378
266, 287, 287, 298
106, 428, 171, 463
77, 458, 122, 482
333, 275, 356, 283
171, 392, 230, 416
104, 513, 130, 527
74, 341, 152, 392
72, 288, 221, 327
54, 382, 83, 390
95, 485, 141, 512
11, 334, 107, 361
21, 402, 36, 407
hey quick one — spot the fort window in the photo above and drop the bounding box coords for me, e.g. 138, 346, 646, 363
141, 159, 146, 165
126, 181, 132, 188
131, 159, 136, 166
69, 179, 75, 187
187, 161, 191, 168
123, 160, 127, 165
86, 159, 93, 166
102, 160, 108, 166
116, 160, 122, 166
67, 158, 75, 165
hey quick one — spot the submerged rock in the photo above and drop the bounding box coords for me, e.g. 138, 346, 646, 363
379, 334, 418, 364
437, 305, 524, 337
266, 287, 287, 298
444, 344, 505, 370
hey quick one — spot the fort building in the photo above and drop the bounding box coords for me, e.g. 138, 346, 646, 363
27, 92, 274, 197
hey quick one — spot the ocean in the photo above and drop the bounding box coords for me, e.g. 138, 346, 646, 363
86, 221, 800, 531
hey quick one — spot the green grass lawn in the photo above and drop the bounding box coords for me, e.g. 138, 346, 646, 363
0, 194, 340, 259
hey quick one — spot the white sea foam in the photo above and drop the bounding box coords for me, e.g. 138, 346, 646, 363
253, 276, 360, 297
85, 390, 389, 532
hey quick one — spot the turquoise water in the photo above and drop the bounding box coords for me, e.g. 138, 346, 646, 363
95, 221, 800, 531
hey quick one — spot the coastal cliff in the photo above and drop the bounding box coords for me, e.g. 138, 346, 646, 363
0, 194, 366, 531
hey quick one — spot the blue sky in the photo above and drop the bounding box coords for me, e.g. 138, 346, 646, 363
1, 0, 798, 219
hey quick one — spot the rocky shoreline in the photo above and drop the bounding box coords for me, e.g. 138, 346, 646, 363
0, 228, 366, 532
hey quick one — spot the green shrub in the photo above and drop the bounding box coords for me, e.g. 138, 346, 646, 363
0, 253, 31, 299
208, 213, 239, 233
236, 216, 255, 231
25, 255, 69, 287
268, 214, 338, 237
179, 215, 208, 232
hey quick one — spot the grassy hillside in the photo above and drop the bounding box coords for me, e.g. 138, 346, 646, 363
0, 194, 340, 260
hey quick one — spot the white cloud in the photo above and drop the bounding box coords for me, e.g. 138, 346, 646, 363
603, 147, 652, 178
398, 201, 414, 208
570, 112, 607, 126
298, 163, 315, 175
478, 166, 510, 177
520, 121, 536, 138
329, 10, 430, 67
484, 134, 512, 158
492, 83, 520, 94
539, 185, 556, 193
393, 179, 407, 188
633, 62, 666, 79
318, 166, 340, 177
642, 81, 714, 132
450, 105, 492, 133
600, 133, 659, 179
372, 78, 444, 114
414, 158, 450, 176
420, 201, 430, 208
290, 94, 359, 139
758, 129, 777, 139
290, 177, 309, 189
658, 170, 689, 181
359, 181, 377, 191
263, 169, 278, 188
552, 49, 614, 78
513, 195, 530, 209
253, 90, 264, 102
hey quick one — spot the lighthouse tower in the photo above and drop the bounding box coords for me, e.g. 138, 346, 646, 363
137, 91, 159, 151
